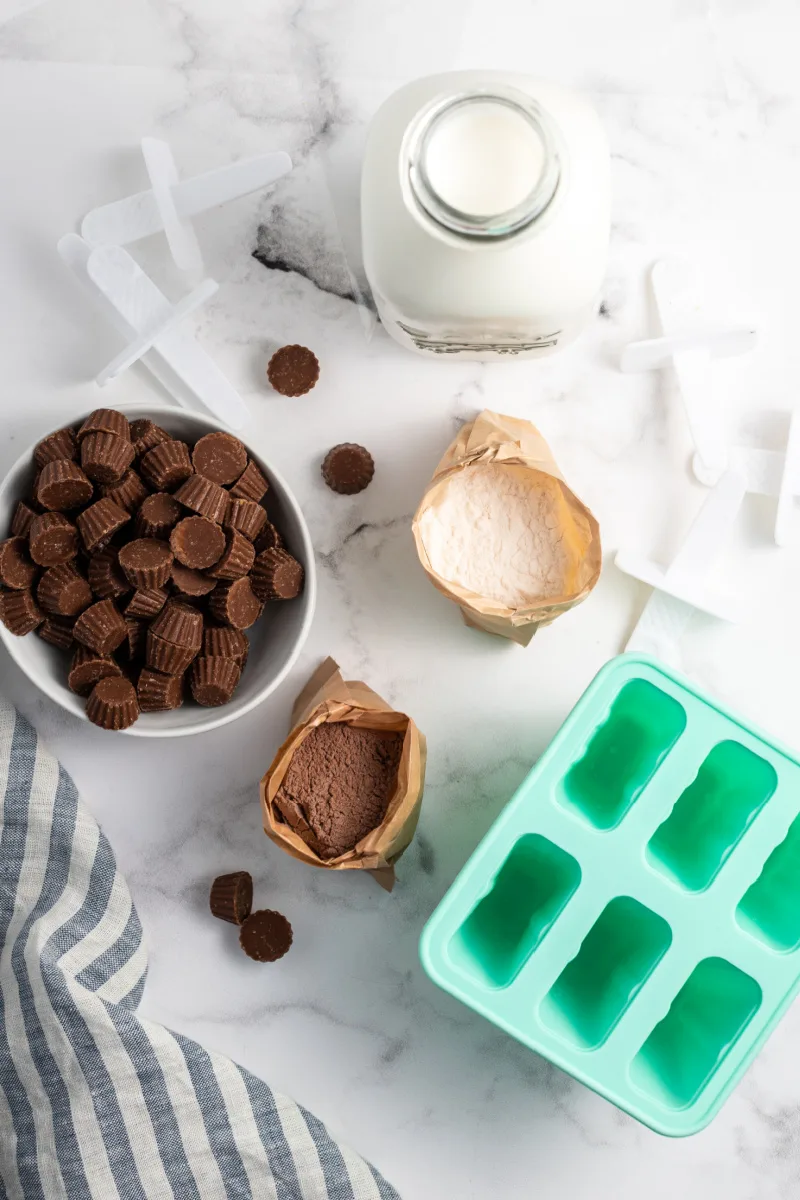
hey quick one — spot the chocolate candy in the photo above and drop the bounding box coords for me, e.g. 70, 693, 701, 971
170, 516, 225, 570
122, 617, 146, 662
229, 460, 268, 503
130, 418, 170, 458
37, 616, 75, 651
88, 547, 130, 600
124, 587, 168, 619
34, 427, 78, 469
68, 645, 123, 696
209, 871, 252, 924
321, 443, 374, 495
202, 626, 248, 666
137, 667, 183, 712
266, 344, 319, 397
191, 432, 247, 486
73, 599, 127, 656
145, 630, 197, 675
77, 408, 131, 444
208, 578, 262, 629
171, 563, 215, 597
140, 440, 193, 490
100, 469, 149, 514
0, 589, 42, 635
0, 536, 38, 589
135, 492, 182, 538
173, 474, 228, 523
223, 498, 267, 541
190, 656, 241, 706
239, 909, 293, 962
253, 522, 283, 554
76, 497, 130, 554
80, 431, 135, 485
207, 529, 255, 581
36, 460, 93, 511
118, 538, 173, 588
37, 563, 93, 617
11, 500, 38, 538
251, 547, 304, 602
86, 675, 139, 730
28, 513, 78, 567
150, 601, 203, 651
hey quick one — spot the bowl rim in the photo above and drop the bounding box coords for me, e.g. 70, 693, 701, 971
0, 402, 317, 738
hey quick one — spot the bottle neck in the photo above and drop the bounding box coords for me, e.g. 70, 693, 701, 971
404, 86, 563, 241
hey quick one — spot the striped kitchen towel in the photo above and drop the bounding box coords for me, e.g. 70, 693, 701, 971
0, 697, 399, 1200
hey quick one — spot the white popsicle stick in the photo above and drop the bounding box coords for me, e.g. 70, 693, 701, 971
141, 137, 203, 274
620, 327, 758, 373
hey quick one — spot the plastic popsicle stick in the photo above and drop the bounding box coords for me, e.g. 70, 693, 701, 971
620, 326, 758, 373
140, 137, 203, 273
81, 149, 292, 248
624, 590, 696, 662
96, 277, 219, 386
663, 468, 746, 588
774, 411, 800, 547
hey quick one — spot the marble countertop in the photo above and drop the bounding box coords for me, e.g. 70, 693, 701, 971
3, 1, 800, 1196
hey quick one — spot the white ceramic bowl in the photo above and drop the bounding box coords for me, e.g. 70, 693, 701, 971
0, 403, 316, 737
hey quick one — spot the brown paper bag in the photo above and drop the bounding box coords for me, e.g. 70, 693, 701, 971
259, 658, 426, 891
412, 409, 601, 646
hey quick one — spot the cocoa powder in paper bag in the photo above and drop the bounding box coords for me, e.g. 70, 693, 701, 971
259, 658, 426, 891
412, 410, 601, 646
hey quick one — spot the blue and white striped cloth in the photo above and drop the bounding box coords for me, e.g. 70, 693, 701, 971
0, 698, 399, 1200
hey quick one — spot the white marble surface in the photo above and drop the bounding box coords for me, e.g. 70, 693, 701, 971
3, 1, 800, 1196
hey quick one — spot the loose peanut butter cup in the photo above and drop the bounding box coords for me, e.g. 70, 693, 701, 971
34, 427, 78, 469
74, 599, 127, 656
37, 563, 93, 616
239, 909, 293, 962
202, 625, 248, 666
11, 500, 38, 538
253, 522, 283, 554
77, 409, 131, 444
137, 666, 183, 712
208, 578, 262, 629
151, 601, 203, 650
207, 529, 255, 580
29, 513, 78, 567
68, 644, 123, 696
266, 344, 319, 397
88, 547, 130, 600
145, 629, 197, 674
135, 492, 182, 539
191, 432, 247, 486
0, 536, 38, 589
251, 547, 304, 602
209, 871, 252, 924
124, 587, 168, 619
86, 675, 139, 730
321, 443, 374, 495
37, 615, 75, 651
190, 656, 241, 706
171, 563, 216, 597
76, 497, 130, 555
173, 474, 228, 523
80, 432, 136, 485
229, 459, 268, 503
0, 589, 42, 635
122, 617, 146, 662
140, 440, 193, 490
130, 418, 170, 458
36, 460, 93, 511
170, 516, 225, 569
118, 538, 173, 588
223, 498, 267, 541
100, 469, 149, 513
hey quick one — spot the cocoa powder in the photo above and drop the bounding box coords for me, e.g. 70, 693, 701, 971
275, 722, 403, 859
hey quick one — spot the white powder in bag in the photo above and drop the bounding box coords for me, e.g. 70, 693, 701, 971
418, 463, 570, 608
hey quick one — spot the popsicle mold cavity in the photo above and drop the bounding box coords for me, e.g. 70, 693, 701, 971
448, 834, 580, 989
647, 741, 777, 892
539, 897, 672, 1049
736, 815, 800, 952
630, 958, 762, 1110
561, 680, 686, 830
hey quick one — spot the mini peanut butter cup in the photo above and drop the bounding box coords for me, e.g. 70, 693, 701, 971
0, 537, 38, 589
174, 474, 228, 523
151, 601, 203, 650
223, 498, 267, 542
140, 440, 193, 490
80, 431, 136, 485
77, 497, 130, 555
0, 589, 42, 635
37, 563, 93, 617
202, 626, 248, 666
266, 344, 319, 397
191, 432, 247, 486
77, 408, 131, 444
11, 500, 38, 538
171, 563, 215, 597
37, 615, 75, 651
74, 599, 127, 656
36, 460, 93, 511
207, 529, 255, 581
118, 538, 173, 588
137, 667, 183, 712
209, 871, 252, 924
229, 459, 268, 503
86, 675, 139, 731
321, 443, 374, 495
135, 492, 182, 539
34, 427, 78, 469
208, 578, 262, 630
100, 470, 149, 514
88, 547, 130, 600
170, 516, 225, 570
253, 522, 283, 554
251, 547, 304, 602
122, 618, 146, 662
124, 587, 168, 619
130, 418, 171, 458
28, 513, 78, 567
68, 644, 123, 696
239, 909, 293, 962
190, 656, 241, 706
145, 629, 197, 675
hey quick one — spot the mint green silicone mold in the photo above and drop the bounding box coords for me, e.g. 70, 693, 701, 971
420, 654, 800, 1136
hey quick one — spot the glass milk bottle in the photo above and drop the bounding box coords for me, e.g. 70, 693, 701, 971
361, 72, 610, 360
